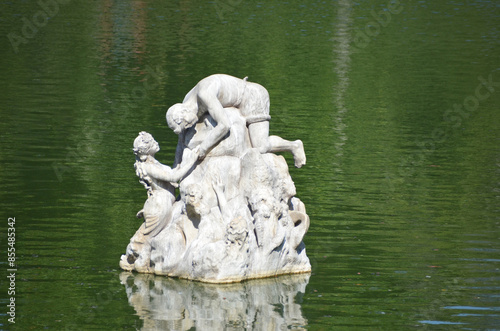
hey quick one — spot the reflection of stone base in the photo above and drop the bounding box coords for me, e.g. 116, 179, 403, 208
120, 272, 309, 330
120, 149, 311, 283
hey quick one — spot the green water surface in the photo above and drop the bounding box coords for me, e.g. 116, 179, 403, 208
0, 0, 499, 329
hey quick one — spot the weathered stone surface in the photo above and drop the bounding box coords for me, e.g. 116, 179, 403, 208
120, 74, 310, 283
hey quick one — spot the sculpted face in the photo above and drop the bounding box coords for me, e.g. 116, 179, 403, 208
251, 199, 272, 220
133, 131, 160, 158
167, 103, 197, 135
249, 189, 279, 222
185, 184, 208, 216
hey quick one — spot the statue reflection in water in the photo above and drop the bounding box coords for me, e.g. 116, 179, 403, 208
119, 272, 309, 330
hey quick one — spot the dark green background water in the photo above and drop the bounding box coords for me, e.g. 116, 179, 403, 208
1, 0, 499, 330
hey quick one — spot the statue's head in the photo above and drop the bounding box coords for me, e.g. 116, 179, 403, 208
184, 183, 209, 216
166, 103, 198, 135
248, 188, 277, 220
133, 131, 159, 161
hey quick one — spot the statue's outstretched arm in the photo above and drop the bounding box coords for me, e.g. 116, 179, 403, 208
143, 149, 197, 183
170, 148, 198, 182
173, 132, 185, 168
197, 91, 231, 158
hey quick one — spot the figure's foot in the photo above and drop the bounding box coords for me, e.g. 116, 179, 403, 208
293, 140, 306, 168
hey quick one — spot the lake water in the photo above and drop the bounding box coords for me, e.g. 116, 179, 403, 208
1, 0, 499, 330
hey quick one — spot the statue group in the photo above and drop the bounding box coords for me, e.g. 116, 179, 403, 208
120, 74, 311, 283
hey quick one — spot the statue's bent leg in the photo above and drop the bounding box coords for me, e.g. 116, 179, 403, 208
248, 122, 306, 168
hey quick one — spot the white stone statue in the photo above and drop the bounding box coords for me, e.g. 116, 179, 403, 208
120, 75, 311, 283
